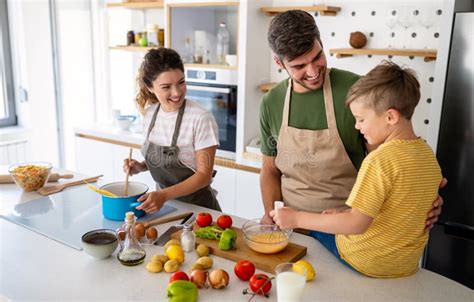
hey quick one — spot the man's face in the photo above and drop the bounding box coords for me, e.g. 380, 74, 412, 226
277, 40, 327, 93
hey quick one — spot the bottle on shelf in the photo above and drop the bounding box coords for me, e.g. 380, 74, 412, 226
126, 30, 135, 46
216, 22, 230, 65
180, 224, 196, 252
194, 46, 203, 64
182, 38, 194, 64
158, 29, 164, 47
117, 212, 146, 266
146, 24, 159, 47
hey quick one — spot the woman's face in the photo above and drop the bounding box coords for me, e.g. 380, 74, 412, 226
148, 69, 186, 112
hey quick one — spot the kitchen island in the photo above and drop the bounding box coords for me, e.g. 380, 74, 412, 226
1, 175, 472, 301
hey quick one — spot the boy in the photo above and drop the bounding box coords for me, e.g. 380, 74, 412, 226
270, 61, 442, 278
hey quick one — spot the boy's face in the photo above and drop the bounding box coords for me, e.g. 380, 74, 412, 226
349, 100, 391, 145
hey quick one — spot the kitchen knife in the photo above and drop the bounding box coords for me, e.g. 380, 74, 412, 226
155, 212, 195, 246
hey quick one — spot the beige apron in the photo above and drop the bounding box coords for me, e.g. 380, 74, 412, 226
275, 68, 357, 213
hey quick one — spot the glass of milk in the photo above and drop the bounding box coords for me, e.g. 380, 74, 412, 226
275, 262, 307, 302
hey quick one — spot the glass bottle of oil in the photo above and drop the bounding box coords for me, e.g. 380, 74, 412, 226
117, 211, 146, 266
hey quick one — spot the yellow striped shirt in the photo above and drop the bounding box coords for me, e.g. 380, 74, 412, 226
336, 139, 442, 278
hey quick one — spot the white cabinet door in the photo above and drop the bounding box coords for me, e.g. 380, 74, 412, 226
234, 169, 263, 220
74, 137, 115, 181
212, 165, 236, 215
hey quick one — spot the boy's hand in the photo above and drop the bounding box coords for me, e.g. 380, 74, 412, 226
425, 178, 447, 232
269, 207, 299, 230
135, 191, 167, 214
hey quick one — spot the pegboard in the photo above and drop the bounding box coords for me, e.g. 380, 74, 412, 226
269, 0, 444, 140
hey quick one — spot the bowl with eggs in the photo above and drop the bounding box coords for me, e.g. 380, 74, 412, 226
242, 219, 292, 254
99, 181, 148, 221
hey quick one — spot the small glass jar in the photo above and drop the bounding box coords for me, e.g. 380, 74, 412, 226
180, 224, 196, 253
117, 212, 146, 266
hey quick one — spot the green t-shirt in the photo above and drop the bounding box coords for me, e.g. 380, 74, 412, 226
259, 68, 365, 170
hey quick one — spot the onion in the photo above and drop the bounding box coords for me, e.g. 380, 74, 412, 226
208, 269, 229, 289
190, 270, 208, 288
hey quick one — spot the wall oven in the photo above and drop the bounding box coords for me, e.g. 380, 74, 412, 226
185, 68, 238, 159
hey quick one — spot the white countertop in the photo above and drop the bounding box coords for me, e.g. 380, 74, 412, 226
1, 174, 472, 301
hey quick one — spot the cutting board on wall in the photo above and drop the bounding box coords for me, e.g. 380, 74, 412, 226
171, 226, 307, 274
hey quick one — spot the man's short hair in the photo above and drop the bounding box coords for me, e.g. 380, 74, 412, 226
346, 61, 421, 119
267, 10, 322, 62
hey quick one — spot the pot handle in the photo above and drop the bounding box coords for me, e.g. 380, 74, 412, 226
130, 201, 141, 208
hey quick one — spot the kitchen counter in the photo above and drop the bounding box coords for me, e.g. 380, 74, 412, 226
1, 176, 472, 301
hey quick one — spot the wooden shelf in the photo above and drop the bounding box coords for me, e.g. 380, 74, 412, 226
329, 48, 437, 62
184, 63, 237, 70
260, 5, 341, 17
258, 82, 277, 92
106, 1, 164, 9
109, 45, 161, 52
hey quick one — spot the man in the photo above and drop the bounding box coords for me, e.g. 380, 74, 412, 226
259, 10, 444, 229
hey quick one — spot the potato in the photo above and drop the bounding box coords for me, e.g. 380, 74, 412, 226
164, 239, 181, 250
164, 259, 180, 273
196, 256, 213, 269
146, 261, 163, 273
196, 244, 209, 257
151, 254, 168, 264
191, 263, 206, 271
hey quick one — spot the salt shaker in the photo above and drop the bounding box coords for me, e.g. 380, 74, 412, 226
180, 224, 196, 253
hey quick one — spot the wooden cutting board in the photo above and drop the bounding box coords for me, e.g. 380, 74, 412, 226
171, 226, 307, 274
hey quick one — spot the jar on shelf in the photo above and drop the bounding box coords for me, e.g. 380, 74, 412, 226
147, 24, 159, 47
158, 29, 164, 47
126, 30, 135, 46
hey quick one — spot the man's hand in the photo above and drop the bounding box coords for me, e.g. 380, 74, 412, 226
136, 191, 167, 214
322, 206, 350, 214
269, 207, 299, 230
260, 212, 274, 225
425, 178, 448, 232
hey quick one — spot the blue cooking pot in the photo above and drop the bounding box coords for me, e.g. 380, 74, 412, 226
99, 181, 148, 221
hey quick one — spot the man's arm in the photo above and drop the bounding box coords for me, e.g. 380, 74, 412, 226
260, 155, 282, 224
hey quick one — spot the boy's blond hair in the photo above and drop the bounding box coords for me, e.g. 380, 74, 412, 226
346, 61, 421, 119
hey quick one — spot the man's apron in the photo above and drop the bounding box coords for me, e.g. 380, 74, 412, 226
275, 68, 357, 213
141, 101, 221, 211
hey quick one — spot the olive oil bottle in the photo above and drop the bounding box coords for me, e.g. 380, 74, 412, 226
117, 212, 146, 266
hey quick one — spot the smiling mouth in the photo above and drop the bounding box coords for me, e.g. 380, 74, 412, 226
168, 97, 182, 103
304, 70, 322, 83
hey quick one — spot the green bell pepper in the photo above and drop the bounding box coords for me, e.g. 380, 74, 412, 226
195, 226, 223, 240
218, 228, 237, 251
167, 280, 198, 302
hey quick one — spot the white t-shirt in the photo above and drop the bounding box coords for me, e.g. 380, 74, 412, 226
142, 100, 219, 171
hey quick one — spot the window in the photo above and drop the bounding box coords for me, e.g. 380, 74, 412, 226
0, 0, 16, 127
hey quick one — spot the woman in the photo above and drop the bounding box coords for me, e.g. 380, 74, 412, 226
124, 48, 221, 213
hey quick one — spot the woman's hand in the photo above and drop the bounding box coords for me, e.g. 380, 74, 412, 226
425, 177, 448, 232
123, 159, 147, 175
135, 191, 167, 214
269, 207, 299, 230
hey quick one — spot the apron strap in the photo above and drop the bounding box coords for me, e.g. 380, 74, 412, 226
322, 68, 337, 130
171, 99, 187, 147
145, 103, 161, 141
282, 79, 292, 126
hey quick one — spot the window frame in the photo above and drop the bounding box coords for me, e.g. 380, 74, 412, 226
0, 0, 17, 127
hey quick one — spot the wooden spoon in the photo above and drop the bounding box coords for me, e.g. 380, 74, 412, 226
143, 212, 193, 229
37, 175, 103, 196
124, 148, 133, 196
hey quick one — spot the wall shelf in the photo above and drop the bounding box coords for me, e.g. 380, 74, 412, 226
258, 82, 276, 92
109, 45, 160, 52
106, 1, 164, 9
329, 48, 437, 62
260, 5, 341, 17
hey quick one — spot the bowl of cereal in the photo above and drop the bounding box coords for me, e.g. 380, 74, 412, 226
242, 219, 292, 254
8, 162, 52, 192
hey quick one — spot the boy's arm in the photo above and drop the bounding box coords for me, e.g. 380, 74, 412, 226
270, 207, 373, 235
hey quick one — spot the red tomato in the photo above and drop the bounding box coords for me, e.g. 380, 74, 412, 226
249, 274, 272, 295
216, 215, 233, 229
169, 271, 189, 283
234, 260, 256, 281
196, 212, 212, 227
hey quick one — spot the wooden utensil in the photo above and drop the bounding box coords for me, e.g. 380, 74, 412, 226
171, 226, 307, 274
124, 148, 133, 196
143, 212, 193, 229
37, 175, 103, 196
0, 173, 73, 184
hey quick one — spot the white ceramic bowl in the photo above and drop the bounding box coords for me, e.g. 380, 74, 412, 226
225, 54, 237, 67
115, 115, 136, 131
81, 229, 118, 259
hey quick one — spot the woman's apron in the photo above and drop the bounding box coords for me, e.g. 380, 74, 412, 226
275, 68, 358, 213
141, 101, 221, 211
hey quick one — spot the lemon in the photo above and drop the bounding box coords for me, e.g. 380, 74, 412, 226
165, 245, 185, 264
292, 260, 316, 281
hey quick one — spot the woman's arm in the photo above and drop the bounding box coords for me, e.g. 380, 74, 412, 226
270, 207, 373, 235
